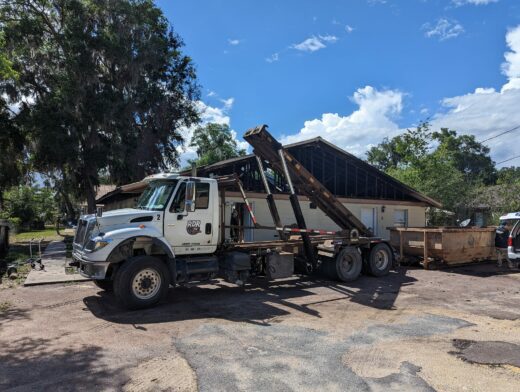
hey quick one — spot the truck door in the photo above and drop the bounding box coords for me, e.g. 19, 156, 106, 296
164, 180, 217, 255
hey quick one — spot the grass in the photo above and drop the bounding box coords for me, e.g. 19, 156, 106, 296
0, 300, 11, 312
11, 227, 65, 243
1, 227, 75, 289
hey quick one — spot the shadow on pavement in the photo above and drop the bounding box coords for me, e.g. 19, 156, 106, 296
0, 337, 120, 391
83, 269, 417, 326
439, 262, 520, 278
0, 305, 30, 329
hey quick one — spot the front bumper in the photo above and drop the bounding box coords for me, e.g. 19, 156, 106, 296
73, 252, 110, 280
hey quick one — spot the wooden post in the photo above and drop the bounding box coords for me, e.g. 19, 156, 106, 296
423, 230, 429, 270
399, 229, 404, 261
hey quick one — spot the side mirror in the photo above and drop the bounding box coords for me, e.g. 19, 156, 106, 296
185, 181, 196, 213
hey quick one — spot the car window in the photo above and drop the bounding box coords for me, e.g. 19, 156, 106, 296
170, 182, 186, 213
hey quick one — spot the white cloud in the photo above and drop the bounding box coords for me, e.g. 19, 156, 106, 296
220, 97, 234, 110
281, 86, 404, 156
501, 26, 520, 92
423, 18, 465, 41
292, 36, 326, 52
430, 27, 520, 166
452, 0, 498, 6
292, 35, 338, 52
345, 25, 354, 33
228, 39, 241, 46
207, 90, 217, 97
281, 25, 520, 167
423, 25, 520, 166
319, 34, 338, 43
266, 52, 279, 63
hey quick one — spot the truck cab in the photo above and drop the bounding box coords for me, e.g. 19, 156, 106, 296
73, 173, 225, 308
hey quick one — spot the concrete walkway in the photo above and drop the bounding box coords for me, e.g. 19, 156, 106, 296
24, 241, 90, 286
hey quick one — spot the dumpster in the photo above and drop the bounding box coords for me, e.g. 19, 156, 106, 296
0, 219, 9, 258
389, 227, 497, 269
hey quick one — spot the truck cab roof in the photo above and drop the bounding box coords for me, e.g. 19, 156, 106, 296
144, 173, 216, 183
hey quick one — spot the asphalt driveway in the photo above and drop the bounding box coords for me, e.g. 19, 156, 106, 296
1, 264, 519, 391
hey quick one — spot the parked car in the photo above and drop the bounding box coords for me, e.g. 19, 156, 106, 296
508, 216, 520, 262
500, 212, 520, 262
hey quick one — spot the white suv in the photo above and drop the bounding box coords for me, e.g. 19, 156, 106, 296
501, 212, 520, 262
509, 218, 520, 262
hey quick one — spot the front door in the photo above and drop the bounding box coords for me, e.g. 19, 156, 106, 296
164, 180, 216, 255
361, 207, 377, 236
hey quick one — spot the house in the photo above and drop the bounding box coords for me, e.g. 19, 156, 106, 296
96, 137, 441, 240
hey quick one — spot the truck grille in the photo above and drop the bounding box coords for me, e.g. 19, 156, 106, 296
73, 218, 95, 250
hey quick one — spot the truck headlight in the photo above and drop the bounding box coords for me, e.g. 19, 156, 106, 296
85, 238, 113, 252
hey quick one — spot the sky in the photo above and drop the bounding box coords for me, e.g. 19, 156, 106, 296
156, 0, 520, 168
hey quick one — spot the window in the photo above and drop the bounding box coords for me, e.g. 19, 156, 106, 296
170, 182, 186, 213
394, 209, 408, 227
137, 180, 177, 211
195, 183, 210, 209
169, 182, 210, 213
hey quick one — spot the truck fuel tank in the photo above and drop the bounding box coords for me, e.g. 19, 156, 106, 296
266, 251, 294, 280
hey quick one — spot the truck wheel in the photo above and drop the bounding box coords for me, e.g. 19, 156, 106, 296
367, 243, 392, 277
335, 247, 362, 282
114, 256, 170, 310
93, 279, 113, 292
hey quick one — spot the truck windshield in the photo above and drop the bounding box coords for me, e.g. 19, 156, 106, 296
137, 181, 177, 211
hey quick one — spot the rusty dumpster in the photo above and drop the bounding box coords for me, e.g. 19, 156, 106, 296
389, 227, 497, 269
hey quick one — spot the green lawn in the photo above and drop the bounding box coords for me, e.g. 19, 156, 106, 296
11, 227, 66, 243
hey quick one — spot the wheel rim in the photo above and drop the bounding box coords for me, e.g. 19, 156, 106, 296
339, 253, 354, 275
374, 249, 389, 270
132, 268, 162, 300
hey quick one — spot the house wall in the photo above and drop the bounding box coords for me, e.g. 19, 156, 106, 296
223, 193, 427, 241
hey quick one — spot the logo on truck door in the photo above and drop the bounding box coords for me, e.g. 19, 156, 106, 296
186, 220, 201, 235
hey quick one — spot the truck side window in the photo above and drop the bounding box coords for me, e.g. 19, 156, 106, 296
170, 182, 186, 213
195, 183, 210, 209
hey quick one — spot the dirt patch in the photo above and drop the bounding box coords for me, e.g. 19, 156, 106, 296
451, 339, 520, 368
123, 353, 197, 392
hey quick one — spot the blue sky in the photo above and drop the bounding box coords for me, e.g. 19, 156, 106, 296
157, 0, 520, 167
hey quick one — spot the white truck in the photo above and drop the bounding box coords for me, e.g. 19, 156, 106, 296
72, 126, 396, 309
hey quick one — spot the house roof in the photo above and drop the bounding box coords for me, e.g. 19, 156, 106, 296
185, 136, 441, 208
98, 136, 441, 208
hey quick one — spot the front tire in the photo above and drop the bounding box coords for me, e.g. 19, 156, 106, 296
93, 279, 113, 292
114, 256, 170, 310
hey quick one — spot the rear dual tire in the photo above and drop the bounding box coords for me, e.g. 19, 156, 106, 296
324, 243, 393, 282
114, 256, 170, 310
324, 247, 362, 282
366, 243, 392, 277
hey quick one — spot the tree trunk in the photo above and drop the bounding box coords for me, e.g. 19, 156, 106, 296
85, 180, 97, 214
59, 189, 76, 220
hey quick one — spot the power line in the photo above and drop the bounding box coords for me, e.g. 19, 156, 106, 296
496, 155, 520, 165
481, 125, 520, 143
